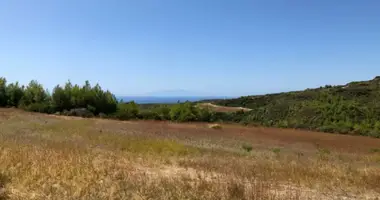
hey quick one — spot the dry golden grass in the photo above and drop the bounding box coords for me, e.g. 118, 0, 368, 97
1, 108, 380, 199
197, 103, 252, 112
208, 124, 222, 129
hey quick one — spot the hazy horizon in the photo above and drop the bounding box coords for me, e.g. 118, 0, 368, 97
117, 95, 230, 104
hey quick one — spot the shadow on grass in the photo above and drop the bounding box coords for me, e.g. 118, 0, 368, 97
0, 173, 10, 200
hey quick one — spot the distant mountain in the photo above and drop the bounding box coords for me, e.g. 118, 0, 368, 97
117, 89, 233, 103
118, 96, 230, 104
142, 89, 210, 97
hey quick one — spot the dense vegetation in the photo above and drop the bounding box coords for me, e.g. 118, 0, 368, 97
0, 78, 118, 115
2, 76, 380, 138
208, 76, 380, 137
0, 77, 223, 123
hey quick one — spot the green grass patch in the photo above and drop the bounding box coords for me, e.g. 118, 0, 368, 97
122, 139, 195, 155
241, 144, 253, 152
370, 148, 380, 153
271, 148, 281, 155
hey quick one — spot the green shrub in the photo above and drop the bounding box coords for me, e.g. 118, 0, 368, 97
368, 131, 380, 138
153, 105, 171, 120
138, 110, 161, 120
370, 148, 380, 153
169, 103, 197, 122
196, 108, 214, 122
66, 108, 94, 118
25, 103, 54, 114
272, 148, 281, 154
277, 120, 289, 128
114, 102, 140, 120
317, 125, 337, 133
241, 144, 253, 152
352, 123, 371, 136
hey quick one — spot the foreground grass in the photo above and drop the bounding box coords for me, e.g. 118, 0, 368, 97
0, 109, 380, 199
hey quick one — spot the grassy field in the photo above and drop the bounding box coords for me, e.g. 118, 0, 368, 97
1, 108, 380, 200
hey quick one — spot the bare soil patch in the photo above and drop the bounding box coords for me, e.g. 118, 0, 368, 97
198, 103, 252, 112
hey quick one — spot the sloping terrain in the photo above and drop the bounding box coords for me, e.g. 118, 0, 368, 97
1, 108, 380, 199
206, 76, 380, 137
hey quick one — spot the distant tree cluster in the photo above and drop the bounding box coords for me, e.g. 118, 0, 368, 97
112, 101, 222, 123
0, 77, 220, 122
0, 77, 118, 115
51, 80, 118, 115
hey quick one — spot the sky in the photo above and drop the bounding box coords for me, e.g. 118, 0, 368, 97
1, 0, 380, 97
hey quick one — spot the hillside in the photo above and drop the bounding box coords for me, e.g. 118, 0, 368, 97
206, 76, 380, 137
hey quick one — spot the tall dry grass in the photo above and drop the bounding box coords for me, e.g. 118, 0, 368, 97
0, 109, 380, 199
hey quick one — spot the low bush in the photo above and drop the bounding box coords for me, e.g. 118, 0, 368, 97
24, 103, 54, 114
138, 110, 161, 120
370, 148, 380, 153
98, 113, 107, 118
169, 103, 198, 122
113, 102, 139, 120
242, 144, 253, 152
272, 148, 281, 154
65, 108, 94, 118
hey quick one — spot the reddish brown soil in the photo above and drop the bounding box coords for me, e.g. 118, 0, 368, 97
109, 120, 380, 153
1, 108, 380, 153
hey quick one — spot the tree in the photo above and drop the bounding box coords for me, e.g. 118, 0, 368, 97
0, 77, 7, 107
6, 82, 24, 107
52, 85, 71, 111
170, 102, 197, 122
70, 84, 83, 108
20, 80, 49, 106
114, 101, 139, 120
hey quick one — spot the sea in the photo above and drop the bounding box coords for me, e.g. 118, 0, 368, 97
118, 96, 228, 104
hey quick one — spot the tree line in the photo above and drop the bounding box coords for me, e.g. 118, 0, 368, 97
0, 77, 227, 122
0, 77, 118, 115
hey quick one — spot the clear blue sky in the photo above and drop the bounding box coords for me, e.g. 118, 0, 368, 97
1, 0, 380, 96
